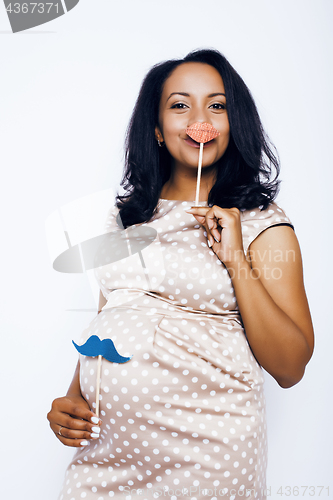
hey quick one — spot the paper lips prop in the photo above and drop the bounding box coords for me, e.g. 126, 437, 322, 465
185, 122, 220, 143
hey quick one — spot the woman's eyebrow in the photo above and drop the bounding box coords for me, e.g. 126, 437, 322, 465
166, 91, 226, 102
166, 92, 190, 102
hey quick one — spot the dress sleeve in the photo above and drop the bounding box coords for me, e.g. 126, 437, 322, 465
240, 202, 294, 257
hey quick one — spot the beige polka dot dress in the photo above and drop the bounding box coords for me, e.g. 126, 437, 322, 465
58, 199, 293, 500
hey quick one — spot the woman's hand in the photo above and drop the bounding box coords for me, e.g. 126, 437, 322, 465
47, 393, 102, 447
185, 205, 245, 266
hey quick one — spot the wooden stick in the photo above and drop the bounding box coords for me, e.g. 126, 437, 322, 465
95, 354, 102, 417
195, 142, 204, 206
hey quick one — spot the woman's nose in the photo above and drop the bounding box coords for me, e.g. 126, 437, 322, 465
187, 110, 211, 127
187, 120, 211, 128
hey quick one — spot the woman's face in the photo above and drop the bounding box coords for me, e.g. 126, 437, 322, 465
156, 62, 230, 171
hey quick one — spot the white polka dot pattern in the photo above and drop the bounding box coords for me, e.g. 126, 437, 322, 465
58, 200, 293, 500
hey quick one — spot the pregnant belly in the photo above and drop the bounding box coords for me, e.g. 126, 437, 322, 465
78, 300, 265, 460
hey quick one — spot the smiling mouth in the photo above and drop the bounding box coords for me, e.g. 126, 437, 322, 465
185, 136, 215, 148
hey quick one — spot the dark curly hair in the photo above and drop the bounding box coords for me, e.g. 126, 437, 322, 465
115, 48, 280, 228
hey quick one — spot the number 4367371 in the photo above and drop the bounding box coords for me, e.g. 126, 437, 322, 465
276, 486, 329, 496
6, 3, 59, 14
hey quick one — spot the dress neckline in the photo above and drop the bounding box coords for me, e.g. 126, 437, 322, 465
159, 198, 208, 204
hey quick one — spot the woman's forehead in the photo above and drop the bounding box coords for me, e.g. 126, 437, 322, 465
161, 62, 226, 100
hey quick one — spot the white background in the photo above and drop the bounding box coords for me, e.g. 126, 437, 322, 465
1, 0, 332, 498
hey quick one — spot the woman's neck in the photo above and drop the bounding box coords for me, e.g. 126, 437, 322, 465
161, 165, 217, 201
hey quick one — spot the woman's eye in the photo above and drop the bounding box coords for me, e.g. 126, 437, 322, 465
170, 103, 188, 109
210, 103, 226, 110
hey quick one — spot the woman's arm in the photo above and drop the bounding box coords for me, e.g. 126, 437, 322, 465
47, 291, 105, 446
185, 206, 314, 388
226, 224, 314, 388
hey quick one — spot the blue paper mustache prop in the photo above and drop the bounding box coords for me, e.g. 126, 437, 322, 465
72, 335, 132, 363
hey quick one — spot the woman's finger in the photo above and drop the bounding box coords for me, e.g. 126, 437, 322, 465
48, 409, 101, 434
185, 206, 244, 263
57, 432, 92, 448
51, 422, 100, 442
59, 438, 91, 448
185, 206, 221, 245
51, 396, 100, 423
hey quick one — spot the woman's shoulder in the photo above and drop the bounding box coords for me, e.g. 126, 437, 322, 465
240, 201, 292, 225
240, 202, 294, 254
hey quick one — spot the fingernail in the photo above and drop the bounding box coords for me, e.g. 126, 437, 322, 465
214, 236, 220, 243
80, 440, 89, 446
207, 240, 212, 248
184, 209, 194, 212
90, 433, 100, 438
91, 416, 100, 424
91, 426, 101, 433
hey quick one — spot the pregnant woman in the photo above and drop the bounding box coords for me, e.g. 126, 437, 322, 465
47, 48, 314, 500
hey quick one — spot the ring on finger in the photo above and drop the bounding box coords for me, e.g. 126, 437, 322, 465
59, 426, 64, 436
